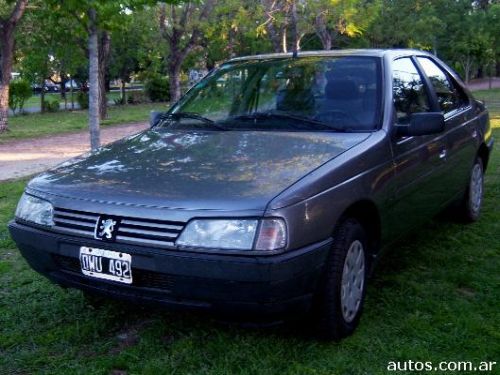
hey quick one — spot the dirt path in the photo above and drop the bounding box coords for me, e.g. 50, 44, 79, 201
0, 122, 148, 181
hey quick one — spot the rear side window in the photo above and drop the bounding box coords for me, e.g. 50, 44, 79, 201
417, 57, 468, 114
392, 58, 431, 124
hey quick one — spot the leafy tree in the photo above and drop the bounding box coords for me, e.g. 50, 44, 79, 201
258, 0, 301, 53
158, 1, 216, 102
109, 6, 158, 104
46, 0, 163, 150
0, 0, 29, 132
17, 5, 86, 112
200, 0, 270, 68
367, 0, 441, 50
258, 0, 379, 52
433, 0, 494, 82
307, 0, 380, 50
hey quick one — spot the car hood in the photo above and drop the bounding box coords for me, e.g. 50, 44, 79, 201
28, 129, 370, 211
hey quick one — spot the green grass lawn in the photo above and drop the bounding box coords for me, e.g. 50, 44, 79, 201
0, 103, 169, 144
0, 115, 498, 374
23, 92, 123, 108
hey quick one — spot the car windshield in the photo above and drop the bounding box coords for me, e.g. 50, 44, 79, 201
161, 56, 382, 132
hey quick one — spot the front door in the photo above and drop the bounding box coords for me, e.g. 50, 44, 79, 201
387, 57, 450, 239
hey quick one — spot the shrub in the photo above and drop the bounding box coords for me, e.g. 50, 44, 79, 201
77, 92, 89, 110
43, 99, 60, 112
145, 75, 170, 102
113, 97, 124, 106
127, 91, 147, 104
9, 79, 32, 114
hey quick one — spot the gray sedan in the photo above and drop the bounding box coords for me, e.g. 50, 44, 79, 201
9, 49, 493, 340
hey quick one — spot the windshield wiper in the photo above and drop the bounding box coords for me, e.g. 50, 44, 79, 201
157, 112, 228, 130
229, 111, 347, 132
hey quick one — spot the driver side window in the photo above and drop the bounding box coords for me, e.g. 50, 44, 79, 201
392, 58, 431, 124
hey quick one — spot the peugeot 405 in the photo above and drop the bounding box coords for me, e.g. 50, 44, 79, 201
9, 49, 493, 340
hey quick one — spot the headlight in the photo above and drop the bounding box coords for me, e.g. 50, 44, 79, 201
176, 218, 287, 251
15, 193, 54, 226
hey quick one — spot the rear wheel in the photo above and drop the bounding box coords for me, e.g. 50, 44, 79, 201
314, 218, 368, 340
459, 157, 484, 222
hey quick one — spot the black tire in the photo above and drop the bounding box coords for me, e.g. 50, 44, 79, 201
459, 157, 484, 223
314, 218, 368, 341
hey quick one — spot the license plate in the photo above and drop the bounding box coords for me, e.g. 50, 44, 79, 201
79, 246, 132, 284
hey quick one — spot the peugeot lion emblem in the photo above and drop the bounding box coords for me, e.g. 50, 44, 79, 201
95, 216, 120, 241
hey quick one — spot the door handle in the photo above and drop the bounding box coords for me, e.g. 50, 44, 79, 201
439, 149, 447, 159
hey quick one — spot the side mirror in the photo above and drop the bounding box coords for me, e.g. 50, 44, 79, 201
395, 112, 445, 137
149, 110, 163, 128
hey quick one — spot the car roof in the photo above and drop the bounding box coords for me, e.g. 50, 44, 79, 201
228, 49, 432, 62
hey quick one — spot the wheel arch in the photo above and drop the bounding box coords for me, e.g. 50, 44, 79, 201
337, 199, 381, 259
477, 143, 490, 171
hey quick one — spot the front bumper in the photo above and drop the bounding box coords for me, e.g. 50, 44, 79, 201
8, 221, 331, 318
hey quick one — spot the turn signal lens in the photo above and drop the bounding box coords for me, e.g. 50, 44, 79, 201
255, 218, 287, 251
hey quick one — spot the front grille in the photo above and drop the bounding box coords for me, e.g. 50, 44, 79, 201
52, 254, 175, 291
52, 207, 185, 248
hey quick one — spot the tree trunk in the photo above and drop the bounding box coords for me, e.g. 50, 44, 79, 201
60, 76, 66, 103
281, 27, 287, 53
88, 8, 100, 150
159, 1, 215, 103
40, 79, 45, 113
0, 26, 15, 132
462, 56, 472, 84
314, 14, 332, 50
120, 79, 127, 105
0, 0, 27, 133
289, 0, 299, 53
261, 0, 283, 53
169, 61, 182, 103
70, 79, 74, 110
227, 27, 236, 58
0, 84, 9, 132
266, 22, 282, 53
98, 31, 111, 119
60, 73, 67, 109
316, 26, 331, 49
322, 35, 332, 50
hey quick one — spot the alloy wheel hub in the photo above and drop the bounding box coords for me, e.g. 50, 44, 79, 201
341, 240, 365, 323
470, 163, 483, 214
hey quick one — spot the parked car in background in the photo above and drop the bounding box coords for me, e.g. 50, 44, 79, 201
31, 83, 44, 94
9, 49, 493, 340
45, 81, 60, 93
31, 81, 60, 94
65, 79, 80, 91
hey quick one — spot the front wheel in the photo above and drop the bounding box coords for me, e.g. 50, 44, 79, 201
314, 218, 368, 340
459, 158, 484, 222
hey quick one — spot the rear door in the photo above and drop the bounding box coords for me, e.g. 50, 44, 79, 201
388, 57, 450, 237
415, 56, 477, 200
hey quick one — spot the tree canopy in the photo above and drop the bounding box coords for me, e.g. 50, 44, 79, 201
0, 0, 498, 137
